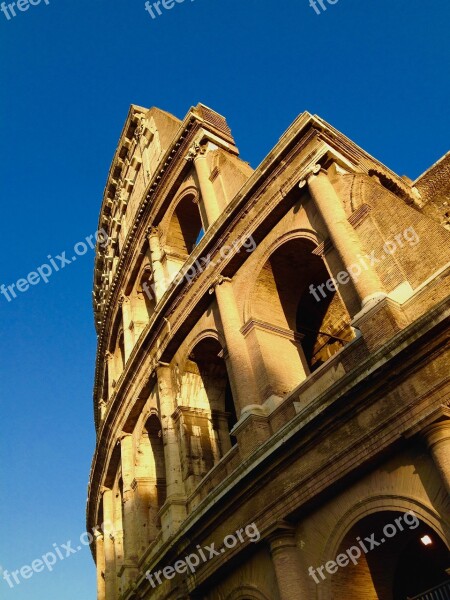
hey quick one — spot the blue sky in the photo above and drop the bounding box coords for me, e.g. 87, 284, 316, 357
0, 0, 449, 597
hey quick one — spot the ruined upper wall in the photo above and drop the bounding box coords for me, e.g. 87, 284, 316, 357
414, 151, 450, 230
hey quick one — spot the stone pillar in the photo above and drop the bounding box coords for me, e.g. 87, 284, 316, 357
119, 434, 139, 582
423, 420, 450, 495
156, 363, 187, 539
95, 531, 106, 600
106, 352, 114, 398
212, 410, 233, 457
102, 489, 117, 600
120, 297, 133, 362
147, 226, 167, 303
187, 142, 221, 228
268, 524, 311, 600
131, 477, 154, 551
212, 277, 260, 414
303, 167, 386, 308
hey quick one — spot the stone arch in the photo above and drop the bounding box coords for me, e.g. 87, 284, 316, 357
243, 230, 354, 399
322, 495, 449, 564
317, 495, 450, 600
123, 261, 155, 345
163, 186, 204, 255
243, 229, 322, 326
135, 411, 167, 543
246, 230, 353, 370
176, 334, 238, 491
106, 308, 126, 393
180, 328, 227, 369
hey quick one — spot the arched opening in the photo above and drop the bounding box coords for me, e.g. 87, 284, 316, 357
135, 414, 167, 544
167, 194, 204, 256
107, 311, 126, 393
145, 414, 166, 510
250, 239, 354, 398
329, 510, 449, 600
138, 267, 156, 317
190, 337, 238, 454
178, 337, 238, 490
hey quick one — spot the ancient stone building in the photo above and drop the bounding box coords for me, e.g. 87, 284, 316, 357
87, 103, 450, 600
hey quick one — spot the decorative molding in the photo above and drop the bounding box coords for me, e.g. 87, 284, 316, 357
208, 275, 232, 295
348, 202, 371, 227
185, 141, 207, 162
209, 166, 220, 182
241, 319, 304, 343
298, 162, 321, 188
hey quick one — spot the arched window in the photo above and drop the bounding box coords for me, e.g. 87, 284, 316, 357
248, 238, 355, 400
135, 414, 167, 544
190, 338, 238, 454
107, 311, 126, 392
330, 510, 450, 600
254, 238, 354, 371
138, 267, 156, 317
145, 414, 166, 508
179, 337, 238, 484
167, 194, 204, 257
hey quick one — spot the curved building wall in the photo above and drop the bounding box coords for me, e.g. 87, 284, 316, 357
88, 103, 450, 600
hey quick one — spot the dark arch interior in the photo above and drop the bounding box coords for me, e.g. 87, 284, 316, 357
393, 524, 449, 599
144, 414, 166, 508
139, 268, 156, 315
331, 510, 449, 600
169, 195, 204, 255
190, 337, 238, 450
255, 238, 354, 372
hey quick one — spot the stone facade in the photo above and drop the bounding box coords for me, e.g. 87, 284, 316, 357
87, 103, 450, 600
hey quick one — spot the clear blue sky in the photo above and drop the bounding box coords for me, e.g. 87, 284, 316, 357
0, 0, 449, 597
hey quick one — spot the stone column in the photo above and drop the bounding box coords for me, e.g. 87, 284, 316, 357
212, 410, 233, 457
212, 277, 260, 414
119, 434, 139, 572
106, 352, 114, 398
120, 297, 133, 362
303, 167, 386, 308
156, 363, 187, 538
187, 142, 221, 228
102, 489, 117, 600
147, 226, 167, 303
131, 477, 154, 551
423, 420, 450, 495
95, 531, 106, 600
268, 524, 311, 600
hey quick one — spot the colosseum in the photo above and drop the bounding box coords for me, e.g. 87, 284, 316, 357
87, 103, 450, 600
